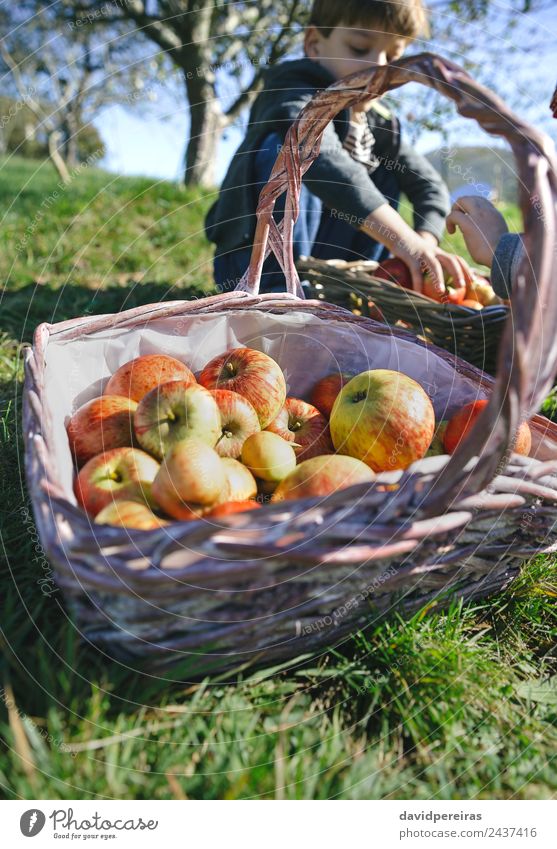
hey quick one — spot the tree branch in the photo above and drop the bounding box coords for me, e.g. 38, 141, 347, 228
224, 68, 264, 122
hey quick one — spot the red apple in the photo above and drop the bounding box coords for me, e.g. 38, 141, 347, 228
461, 299, 483, 310
151, 437, 228, 520
423, 273, 468, 305
444, 278, 467, 305
210, 389, 260, 458
221, 457, 257, 501
272, 454, 374, 502
444, 399, 531, 456
94, 499, 168, 530
266, 398, 333, 460
198, 347, 286, 428
330, 370, 435, 472
74, 447, 160, 516
105, 354, 196, 402
241, 432, 296, 482
204, 500, 261, 519
373, 258, 413, 290
422, 272, 445, 303
67, 395, 137, 466
309, 373, 352, 419
134, 381, 221, 460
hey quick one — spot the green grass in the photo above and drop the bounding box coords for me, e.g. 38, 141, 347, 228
1, 155, 556, 800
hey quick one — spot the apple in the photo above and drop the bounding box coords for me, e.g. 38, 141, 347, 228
330, 369, 435, 472
375, 259, 468, 305
444, 277, 467, 305
134, 381, 221, 460
425, 421, 449, 457
221, 457, 257, 501
266, 398, 333, 460
272, 454, 374, 502
74, 447, 160, 516
422, 272, 447, 303
444, 399, 531, 456
466, 274, 502, 306
105, 354, 196, 402
461, 299, 483, 310
210, 389, 260, 458
241, 432, 296, 482
67, 395, 138, 466
310, 373, 352, 419
422, 272, 467, 305
151, 437, 228, 520
204, 501, 261, 519
94, 499, 168, 530
198, 347, 286, 428
373, 258, 413, 290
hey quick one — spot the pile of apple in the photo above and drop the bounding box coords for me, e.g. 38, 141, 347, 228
66, 348, 531, 531
374, 258, 504, 309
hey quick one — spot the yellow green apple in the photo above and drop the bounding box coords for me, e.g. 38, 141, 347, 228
330, 369, 435, 472
272, 454, 373, 502
241, 431, 296, 482
151, 437, 228, 519
134, 381, 221, 460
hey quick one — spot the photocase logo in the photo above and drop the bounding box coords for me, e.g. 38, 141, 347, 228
20, 809, 46, 836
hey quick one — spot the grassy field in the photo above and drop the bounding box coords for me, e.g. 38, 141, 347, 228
1, 155, 556, 800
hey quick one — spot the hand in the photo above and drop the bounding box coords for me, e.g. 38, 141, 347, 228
446, 196, 508, 268
393, 240, 472, 299
416, 230, 439, 248
360, 205, 447, 295
391, 234, 448, 296
416, 232, 474, 294
360, 205, 472, 296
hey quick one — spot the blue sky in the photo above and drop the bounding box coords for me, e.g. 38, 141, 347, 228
96, 2, 557, 184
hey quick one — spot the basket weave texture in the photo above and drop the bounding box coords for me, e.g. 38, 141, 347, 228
23, 54, 557, 677
297, 257, 508, 374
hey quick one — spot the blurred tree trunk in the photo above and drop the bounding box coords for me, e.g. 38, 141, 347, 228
183, 70, 223, 186
47, 130, 72, 184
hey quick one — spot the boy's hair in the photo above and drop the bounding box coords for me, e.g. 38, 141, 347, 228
308, 0, 429, 40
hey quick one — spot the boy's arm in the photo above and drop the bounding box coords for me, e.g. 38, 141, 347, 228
393, 141, 451, 244
269, 89, 391, 222
300, 120, 391, 224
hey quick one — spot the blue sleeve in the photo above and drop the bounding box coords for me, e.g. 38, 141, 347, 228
491, 233, 525, 298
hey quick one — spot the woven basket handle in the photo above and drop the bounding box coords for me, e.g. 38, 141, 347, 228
237, 52, 557, 503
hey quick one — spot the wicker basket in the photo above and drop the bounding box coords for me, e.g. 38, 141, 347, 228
297, 256, 508, 374
23, 54, 557, 678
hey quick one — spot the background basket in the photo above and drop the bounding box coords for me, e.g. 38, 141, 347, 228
297, 256, 508, 374
23, 54, 557, 678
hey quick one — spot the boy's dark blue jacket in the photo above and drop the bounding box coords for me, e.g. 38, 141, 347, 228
205, 57, 450, 253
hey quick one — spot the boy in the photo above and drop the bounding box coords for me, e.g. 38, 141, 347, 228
205, 0, 468, 294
